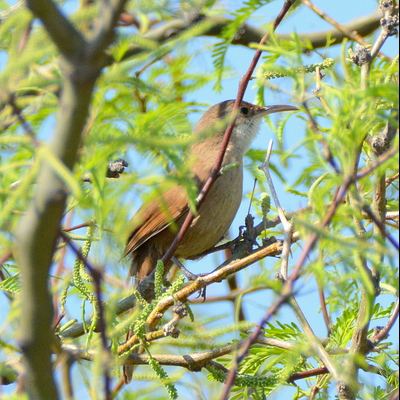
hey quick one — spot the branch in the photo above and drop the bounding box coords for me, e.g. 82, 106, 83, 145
113, 11, 383, 64
150, 241, 283, 330
370, 298, 399, 345
63, 335, 294, 371
289, 297, 341, 381
355, 1, 399, 89
59, 241, 282, 340
25, 0, 85, 61
60, 293, 136, 339
363, 206, 399, 251
88, 0, 128, 56
14, 0, 128, 399
370, 1, 399, 60
6, 93, 40, 147
367, 109, 399, 156
357, 146, 398, 180
258, 140, 292, 280
0, 10, 384, 112
288, 367, 329, 383
0, 0, 25, 22
301, 0, 387, 58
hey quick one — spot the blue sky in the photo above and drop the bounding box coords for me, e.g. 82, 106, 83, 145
0, 0, 398, 398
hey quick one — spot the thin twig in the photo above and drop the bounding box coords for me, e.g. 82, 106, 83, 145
59, 231, 112, 399
0, 250, 13, 267
313, 66, 332, 115
301, 0, 388, 59
317, 278, 332, 335
370, 298, 399, 344
363, 206, 399, 250
63, 222, 91, 232
8, 96, 40, 147
288, 367, 329, 383
258, 140, 292, 280
309, 385, 321, 400
357, 146, 397, 180
289, 296, 340, 380
386, 172, 399, 187
302, 102, 340, 173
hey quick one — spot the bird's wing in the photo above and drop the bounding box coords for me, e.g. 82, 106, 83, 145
125, 185, 190, 256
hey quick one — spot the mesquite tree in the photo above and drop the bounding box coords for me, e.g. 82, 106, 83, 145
0, 1, 398, 399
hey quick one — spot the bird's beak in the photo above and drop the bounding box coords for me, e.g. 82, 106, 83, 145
256, 104, 298, 117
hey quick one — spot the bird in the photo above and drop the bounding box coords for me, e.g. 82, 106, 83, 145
125, 100, 297, 284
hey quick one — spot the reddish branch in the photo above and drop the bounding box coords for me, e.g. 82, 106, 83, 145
371, 298, 399, 344
218, 2, 299, 398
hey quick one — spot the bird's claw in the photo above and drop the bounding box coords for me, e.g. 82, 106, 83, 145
172, 256, 208, 281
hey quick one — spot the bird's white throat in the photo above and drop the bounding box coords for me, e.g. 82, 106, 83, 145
231, 117, 262, 155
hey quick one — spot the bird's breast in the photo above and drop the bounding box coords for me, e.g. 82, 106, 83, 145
176, 165, 243, 258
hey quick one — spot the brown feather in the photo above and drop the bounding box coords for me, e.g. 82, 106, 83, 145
125, 185, 190, 256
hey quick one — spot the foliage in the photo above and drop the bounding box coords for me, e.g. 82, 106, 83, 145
0, 0, 398, 399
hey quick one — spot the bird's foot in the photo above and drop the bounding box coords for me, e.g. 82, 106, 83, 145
171, 256, 208, 281
171, 257, 208, 300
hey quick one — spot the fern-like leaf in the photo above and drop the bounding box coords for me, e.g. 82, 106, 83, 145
212, 0, 274, 91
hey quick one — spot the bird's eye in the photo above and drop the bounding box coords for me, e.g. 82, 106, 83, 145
240, 107, 249, 115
